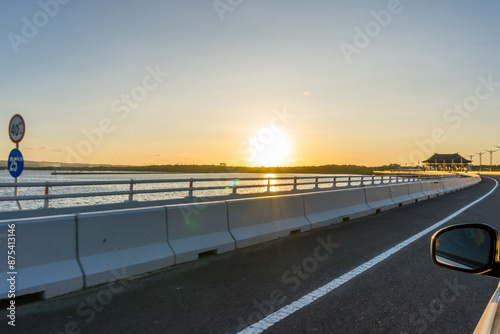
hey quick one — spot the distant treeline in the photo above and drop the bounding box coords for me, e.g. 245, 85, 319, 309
36, 163, 407, 175
13, 161, 500, 174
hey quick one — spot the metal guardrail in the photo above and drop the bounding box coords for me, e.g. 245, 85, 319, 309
0, 174, 447, 210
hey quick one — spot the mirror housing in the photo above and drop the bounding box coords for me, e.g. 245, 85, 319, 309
431, 224, 500, 277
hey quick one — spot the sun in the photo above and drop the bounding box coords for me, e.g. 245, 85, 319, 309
251, 131, 292, 167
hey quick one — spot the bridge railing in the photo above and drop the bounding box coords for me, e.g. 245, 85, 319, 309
0, 174, 448, 210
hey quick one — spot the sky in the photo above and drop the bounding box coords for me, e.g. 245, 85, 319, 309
1, 0, 500, 167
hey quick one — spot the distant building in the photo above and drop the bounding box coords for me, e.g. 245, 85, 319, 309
422, 153, 472, 171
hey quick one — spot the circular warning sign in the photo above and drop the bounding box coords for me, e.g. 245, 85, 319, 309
9, 114, 25, 143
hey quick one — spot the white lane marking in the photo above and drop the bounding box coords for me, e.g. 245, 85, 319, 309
238, 178, 498, 334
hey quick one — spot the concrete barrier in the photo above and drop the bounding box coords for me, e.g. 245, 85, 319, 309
460, 177, 481, 188
441, 179, 453, 193
436, 181, 446, 195
457, 177, 470, 187
227, 194, 311, 249
389, 184, 414, 206
304, 188, 374, 229
166, 201, 235, 264
455, 178, 464, 188
442, 179, 461, 193
421, 181, 440, 198
364, 186, 398, 211
78, 207, 174, 287
461, 179, 467, 187
329, 188, 375, 220
407, 182, 427, 202
303, 191, 334, 228
464, 176, 481, 187
0, 215, 84, 300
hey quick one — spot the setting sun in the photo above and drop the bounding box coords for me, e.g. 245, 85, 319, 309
251, 131, 292, 167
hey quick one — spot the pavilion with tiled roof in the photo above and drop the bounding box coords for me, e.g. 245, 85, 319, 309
422, 153, 472, 171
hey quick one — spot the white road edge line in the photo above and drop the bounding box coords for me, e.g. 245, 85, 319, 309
237, 177, 498, 334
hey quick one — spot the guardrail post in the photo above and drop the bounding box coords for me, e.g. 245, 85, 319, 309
293, 177, 297, 191
267, 177, 271, 193
232, 178, 238, 195
361, 177, 364, 187
189, 179, 194, 198
332, 177, 337, 188
128, 180, 134, 202
315, 177, 319, 189
44, 182, 50, 208
348, 176, 351, 187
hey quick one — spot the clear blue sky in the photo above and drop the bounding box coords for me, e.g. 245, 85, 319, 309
1, 0, 500, 167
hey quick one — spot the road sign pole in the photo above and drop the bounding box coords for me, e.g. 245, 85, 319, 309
14, 142, 22, 210
15, 178, 22, 210
8, 114, 26, 210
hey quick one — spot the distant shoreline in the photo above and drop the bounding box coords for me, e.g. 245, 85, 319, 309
51, 171, 174, 175
27, 164, 380, 176
2, 162, 496, 176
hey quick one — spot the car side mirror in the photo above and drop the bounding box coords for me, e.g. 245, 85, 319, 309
431, 224, 500, 277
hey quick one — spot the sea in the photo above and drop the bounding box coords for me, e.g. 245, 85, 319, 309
0, 170, 355, 212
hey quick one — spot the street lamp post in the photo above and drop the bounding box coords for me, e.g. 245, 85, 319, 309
476, 152, 485, 172
485, 149, 497, 172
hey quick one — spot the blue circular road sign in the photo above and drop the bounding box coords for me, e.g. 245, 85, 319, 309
8, 149, 24, 178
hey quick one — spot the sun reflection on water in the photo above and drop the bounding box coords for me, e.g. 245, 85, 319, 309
263, 173, 278, 192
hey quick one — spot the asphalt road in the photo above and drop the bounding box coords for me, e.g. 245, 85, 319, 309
1, 176, 500, 334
